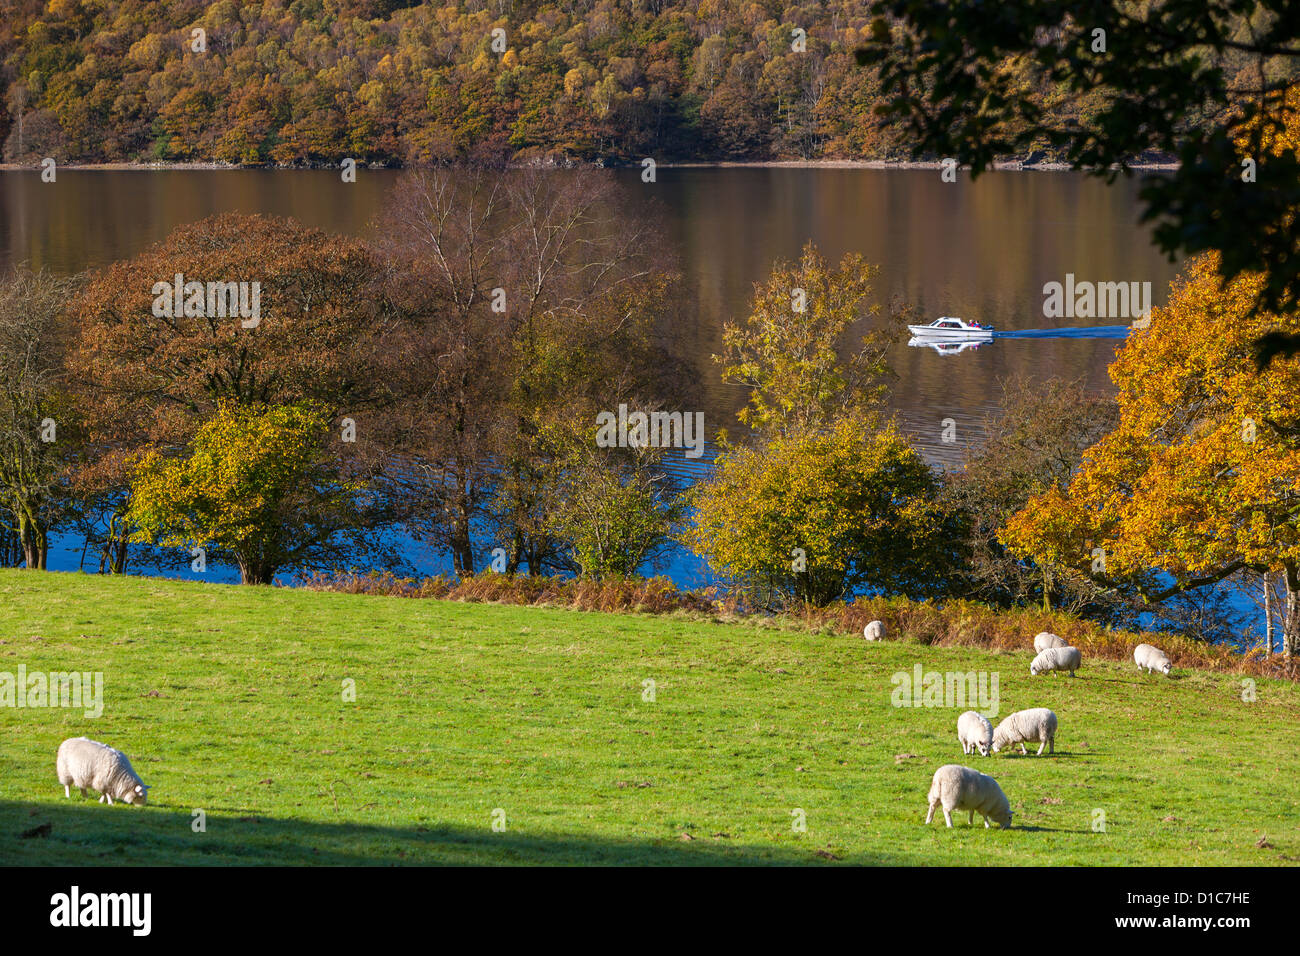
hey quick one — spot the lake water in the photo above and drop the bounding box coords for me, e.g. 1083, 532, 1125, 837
0, 167, 1184, 586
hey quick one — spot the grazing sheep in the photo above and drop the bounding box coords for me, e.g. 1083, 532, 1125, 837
1034, 631, 1068, 653
1030, 644, 1082, 677
56, 737, 149, 806
925, 764, 1013, 829
992, 708, 1058, 756
957, 711, 994, 757
863, 620, 886, 642
1134, 643, 1172, 676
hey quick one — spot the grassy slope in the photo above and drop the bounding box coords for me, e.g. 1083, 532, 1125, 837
0, 570, 1297, 866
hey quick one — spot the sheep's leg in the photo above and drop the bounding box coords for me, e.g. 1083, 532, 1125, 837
1037, 739, 1046, 756
1049, 735, 1055, 755
64, 785, 70, 799
80, 788, 87, 798
925, 801, 936, 825
968, 810, 975, 825
104, 793, 113, 805
942, 807, 953, 828
983, 815, 990, 829
1019, 743, 1028, 755
1070, 669, 1076, 678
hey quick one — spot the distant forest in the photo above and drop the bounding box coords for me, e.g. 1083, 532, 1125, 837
0, 0, 1165, 166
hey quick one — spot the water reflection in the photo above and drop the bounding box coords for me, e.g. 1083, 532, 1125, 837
907, 338, 991, 357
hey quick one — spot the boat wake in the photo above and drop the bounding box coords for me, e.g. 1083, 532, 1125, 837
994, 325, 1131, 339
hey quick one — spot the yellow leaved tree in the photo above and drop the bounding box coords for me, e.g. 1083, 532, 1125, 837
1001, 253, 1300, 656
127, 403, 370, 585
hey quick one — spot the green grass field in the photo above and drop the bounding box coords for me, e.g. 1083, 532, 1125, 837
1, 569, 1297, 865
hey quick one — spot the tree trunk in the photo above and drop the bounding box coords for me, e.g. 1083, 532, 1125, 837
238, 556, 276, 585
448, 460, 475, 575
451, 529, 474, 576
1282, 562, 1300, 658
449, 500, 474, 575
104, 507, 130, 574
109, 536, 128, 574
17, 511, 47, 570
0, 526, 21, 567
506, 530, 524, 575
1265, 572, 1276, 654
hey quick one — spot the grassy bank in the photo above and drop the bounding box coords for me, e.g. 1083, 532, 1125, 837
1, 570, 1297, 865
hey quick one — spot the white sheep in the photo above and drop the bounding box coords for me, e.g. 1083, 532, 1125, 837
992, 708, 1058, 756
863, 620, 886, 642
957, 711, 994, 757
925, 764, 1013, 828
56, 737, 149, 806
1134, 643, 1172, 675
1034, 631, 1068, 653
1030, 644, 1082, 677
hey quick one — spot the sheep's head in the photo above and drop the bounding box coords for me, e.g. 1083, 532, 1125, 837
1160, 661, 1172, 675
997, 809, 1013, 829
124, 783, 149, 806
1029, 661, 1042, 676
976, 741, 990, 757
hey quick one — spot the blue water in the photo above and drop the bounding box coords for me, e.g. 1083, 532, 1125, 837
38, 443, 723, 591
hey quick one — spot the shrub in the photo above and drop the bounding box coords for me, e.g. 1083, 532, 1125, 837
686, 418, 963, 606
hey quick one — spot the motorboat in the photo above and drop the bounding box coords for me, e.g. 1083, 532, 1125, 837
906, 316, 994, 339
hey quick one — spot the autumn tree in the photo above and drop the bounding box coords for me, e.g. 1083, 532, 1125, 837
687, 419, 958, 606
692, 240, 943, 606
1001, 254, 1300, 656
68, 213, 395, 572
127, 403, 377, 585
540, 413, 685, 579
371, 169, 514, 575
717, 241, 900, 438
0, 266, 82, 569
946, 376, 1118, 611
374, 166, 685, 576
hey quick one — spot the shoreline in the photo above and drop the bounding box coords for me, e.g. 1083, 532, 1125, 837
0, 158, 1181, 173
663, 159, 1181, 171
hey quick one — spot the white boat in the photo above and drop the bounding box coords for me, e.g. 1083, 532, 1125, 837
906, 316, 994, 339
